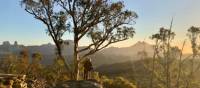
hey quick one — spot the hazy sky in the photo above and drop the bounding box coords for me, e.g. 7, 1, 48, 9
0, 0, 200, 53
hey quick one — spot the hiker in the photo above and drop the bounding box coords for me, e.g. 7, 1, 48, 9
83, 58, 93, 80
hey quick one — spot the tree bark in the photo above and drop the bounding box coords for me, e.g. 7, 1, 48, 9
55, 42, 71, 76
55, 42, 62, 58
73, 35, 80, 80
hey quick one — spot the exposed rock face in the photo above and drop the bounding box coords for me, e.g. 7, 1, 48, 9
56, 80, 103, 88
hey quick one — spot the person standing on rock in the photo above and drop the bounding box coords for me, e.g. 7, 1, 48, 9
83, 58, 93, 80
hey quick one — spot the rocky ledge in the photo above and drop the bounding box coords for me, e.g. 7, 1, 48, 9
56, 80, 103, 88
0, 73, 27, 88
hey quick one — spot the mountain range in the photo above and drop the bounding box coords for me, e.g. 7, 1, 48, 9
0, 40, 154, 67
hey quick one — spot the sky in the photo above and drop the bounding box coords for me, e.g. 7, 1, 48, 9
0, 0, 200, 53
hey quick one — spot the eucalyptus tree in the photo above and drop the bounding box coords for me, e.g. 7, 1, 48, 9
150, 33, 161, 88
150, 23, 176, 88
21, 0, 70, 70
21, 0, 137, 80
56, 0, 138, 80
186, 26, 200, 88
187, 26, 200, 59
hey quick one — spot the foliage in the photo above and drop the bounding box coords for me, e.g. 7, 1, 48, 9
101, 76, 136, 88
187, 26, 200, 56
3, 0, 199, 87
21, 0, 138, 80
0, 50, 70, 88
96, 25, 200, 88
21, 0, 70, 74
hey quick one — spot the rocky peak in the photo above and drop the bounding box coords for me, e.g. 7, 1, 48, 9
2, 41, 11, 46
14, 41, 18, 46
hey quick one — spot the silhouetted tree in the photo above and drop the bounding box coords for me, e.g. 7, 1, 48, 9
150, 33, 160, 88
21, 0, 69, 71
21, 0, 137, 80
150, 20, 176, 88
186, 26, 200, 88
187, 26, 200, 58
57, 0, 138, 80
176, 40, 186, 88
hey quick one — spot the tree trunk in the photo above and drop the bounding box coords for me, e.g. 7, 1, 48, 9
55, 42, 71, 76
150, 40, 158, 88
73, 37, 80, 80
56, 43, 63, 59
176, 41, 185, 88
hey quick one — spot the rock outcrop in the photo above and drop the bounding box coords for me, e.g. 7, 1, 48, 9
56, 80, 103, 88
0, 74, 27, 88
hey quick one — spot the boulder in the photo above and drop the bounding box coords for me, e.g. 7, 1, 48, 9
56, 80, 103, 88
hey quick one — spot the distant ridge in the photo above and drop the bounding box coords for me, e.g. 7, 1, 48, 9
0, 40, 154, 67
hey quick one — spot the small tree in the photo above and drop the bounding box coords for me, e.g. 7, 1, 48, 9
57, 0, 138, 80
187, 26, 200, 60
28, 53, 43, 78
186, 26, 200, 88
19, 48, 30, 74
150, 20, 176, 88
149, 33, 160, 88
